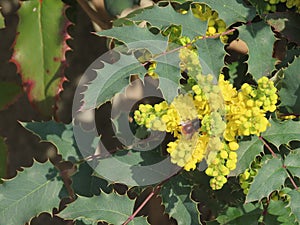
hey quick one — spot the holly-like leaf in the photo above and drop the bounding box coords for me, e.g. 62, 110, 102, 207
246, 157, 287, 203
0, 136, 7, 181
160, 174, 201, 225
129, 4, 207, 39
247, 0, 269, 15
216, 203, 261, 225
59, 193, 149, 225
230, 136, 262, 176
266, 12, 300, 46
0, 82, 22, 111
238, 21, 276, 80
262, 119, 300, 148
288, 190, 300, 223
96, 25, 168, 55
0, 161, 65, 225
278, 57, 300, 114
284, 149, 300, 179
13, 0, 67, 116
195, 0, 256, 26
266, 199, 296, 225
195, 38, 225, 77
104, 0, 140, 16
277, 47, 300, 69
21, 121, 82, 162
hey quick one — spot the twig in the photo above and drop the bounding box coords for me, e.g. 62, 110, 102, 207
259, 136, 277, 158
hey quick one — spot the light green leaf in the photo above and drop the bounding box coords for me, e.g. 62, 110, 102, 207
262, 119, 300, 148
13, 0, 66, 116
0, 161, 65, 225
278, 57, 300, 114
21, 121, 82, 162
160, 174, 201, 225
196, 38, 225, 77
246, 157, 287, 203
0, 10, 4, 29
216, 203, 261, 225
195, 0, 256, 26
0, 136, 7, 181
96, 25, 168, 55
284, 149, 300, 179
238, 21, 276, 80
230, 136, 262, 176
82, 53, 146, 110
0, 82, 22, 111
288, 190, 300, 223
59, 193, 149, 225
129, 4, 207, 39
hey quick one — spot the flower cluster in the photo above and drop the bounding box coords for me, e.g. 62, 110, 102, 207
134, 47, 278, 190
262, 0, 300, 13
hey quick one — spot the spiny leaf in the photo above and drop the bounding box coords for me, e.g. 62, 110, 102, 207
246, 157, 287, 203
262, 119, 300, 148
59, 193, 149, 225
82, 53, 146, 110
288, 190, 300, 223
129, 4, 207, 39
0, 161, 65, 225
160, 174, 201, 225
21, 121, 82, 162
230, 136, 262, 176
196, 38, 225, 77
277, 47, 300, 69
0, 136, 7, 181
266, 12, 300, 46
278, 56, 300, 114
195, 0, 256, 26
238, 21, 276, 80
216, 203, 261, 225
0, 82, 22, 111
266, 199, 296, 225
284, 148, 300, 179
13, 0, 66, 116
96, 25, 168, 55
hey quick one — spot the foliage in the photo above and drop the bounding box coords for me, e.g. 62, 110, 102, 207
1, 0, 300, 225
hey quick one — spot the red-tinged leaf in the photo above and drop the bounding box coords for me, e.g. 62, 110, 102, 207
12, 0, 68, 117
0, 82, 22, 111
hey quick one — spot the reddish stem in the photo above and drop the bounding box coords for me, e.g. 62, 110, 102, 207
259, 136, 277, 158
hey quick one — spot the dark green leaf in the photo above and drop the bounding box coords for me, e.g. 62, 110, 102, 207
247, 0, 269, 15
278, 57, 300, 114
160, 174, 201, 225
21, 121, 82, 162
284, 149, 300, 179
0, 82, 22, 111
59, 193, 149, 225
105, 0, 139, 16
288, 190, 300, 223
0, 161, 65, 225
195, 0, 256, 26
246, 157, 287, 203
0, 136, 7, 181
129, 4, 207, 39
238, 21, 276, 80
13, 0, 66, 116
195, 38, 225, 77
266, 199, 295, 225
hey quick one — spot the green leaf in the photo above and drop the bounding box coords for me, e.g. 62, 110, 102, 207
284, 149, 300, 179
96, 25, 168, 55
266, 12, 300, 46
195, 0, 256, 26
82, 53, 146, 110
0, 11, 4, 29
238, 21, 276, 80
160, 174, 201, 225
59, 193, 149, 225
246, 157, 287, 203
0, 136, 7, 181
216, 203, 261, 225
129, 4, 207, 39
0, 161, 65, 225
277, 47, 300, 69
21, 121, 82, 162
288, 190, 300, 223
230, 136, 262, 176
278, 57, 300, 114
247, 0, 269, 15
262, 119, 300, 148
13, 0, 66, 116
196, 38, 225, 77
0, 82, 22, 110
105, 0, 139, 16
266, 199, 296, 225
